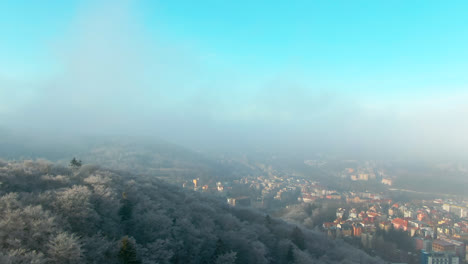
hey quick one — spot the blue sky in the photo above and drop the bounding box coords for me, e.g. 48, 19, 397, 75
1, 0, 468, 157
2, 0, 468, 91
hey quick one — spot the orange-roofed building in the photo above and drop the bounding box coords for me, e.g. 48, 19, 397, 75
392, 218, 408, 231
418, 213, 428, 221
379, 221, 392, 231
353, 224, 363, 237
367, 212, 379, 218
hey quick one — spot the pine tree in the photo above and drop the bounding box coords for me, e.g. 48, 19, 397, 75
211, 238, 226, 263
286, 244, 295, 264
291, 226, 305, 250
69, 158, 82, 170
265, 214, 272, 226
119, 236, 140, 264
119, 194, 134, 234
119, 195, 133, 222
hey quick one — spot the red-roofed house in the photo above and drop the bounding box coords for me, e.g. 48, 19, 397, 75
392, 218, 408, 231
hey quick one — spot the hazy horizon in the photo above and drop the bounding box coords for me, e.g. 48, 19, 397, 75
2, 0, 468, 160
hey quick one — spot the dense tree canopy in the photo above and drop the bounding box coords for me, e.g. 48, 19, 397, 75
0, 159, 381, 263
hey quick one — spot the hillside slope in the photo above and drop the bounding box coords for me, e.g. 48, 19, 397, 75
0, 159, 381, 264
0, 132, 258, 183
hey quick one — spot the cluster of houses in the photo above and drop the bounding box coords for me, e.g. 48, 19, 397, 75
321, 199, 468, 263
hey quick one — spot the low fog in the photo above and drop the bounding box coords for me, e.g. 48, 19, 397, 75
2, 1, 468, 161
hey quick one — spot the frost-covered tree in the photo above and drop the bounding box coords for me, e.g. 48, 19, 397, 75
139, 239, 173, 264
47, 232, 82, 264
54, 185, 98, 233
0, 194, 57, 253
81, 234, 118, 264
214, 251, 237, 264
1, 249, 47, 264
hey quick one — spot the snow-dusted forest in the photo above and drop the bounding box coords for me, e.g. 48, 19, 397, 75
0, 159, 381, 264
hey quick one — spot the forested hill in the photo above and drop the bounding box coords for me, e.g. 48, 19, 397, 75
0, 159, 381, 264
0, 131, 258, 183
